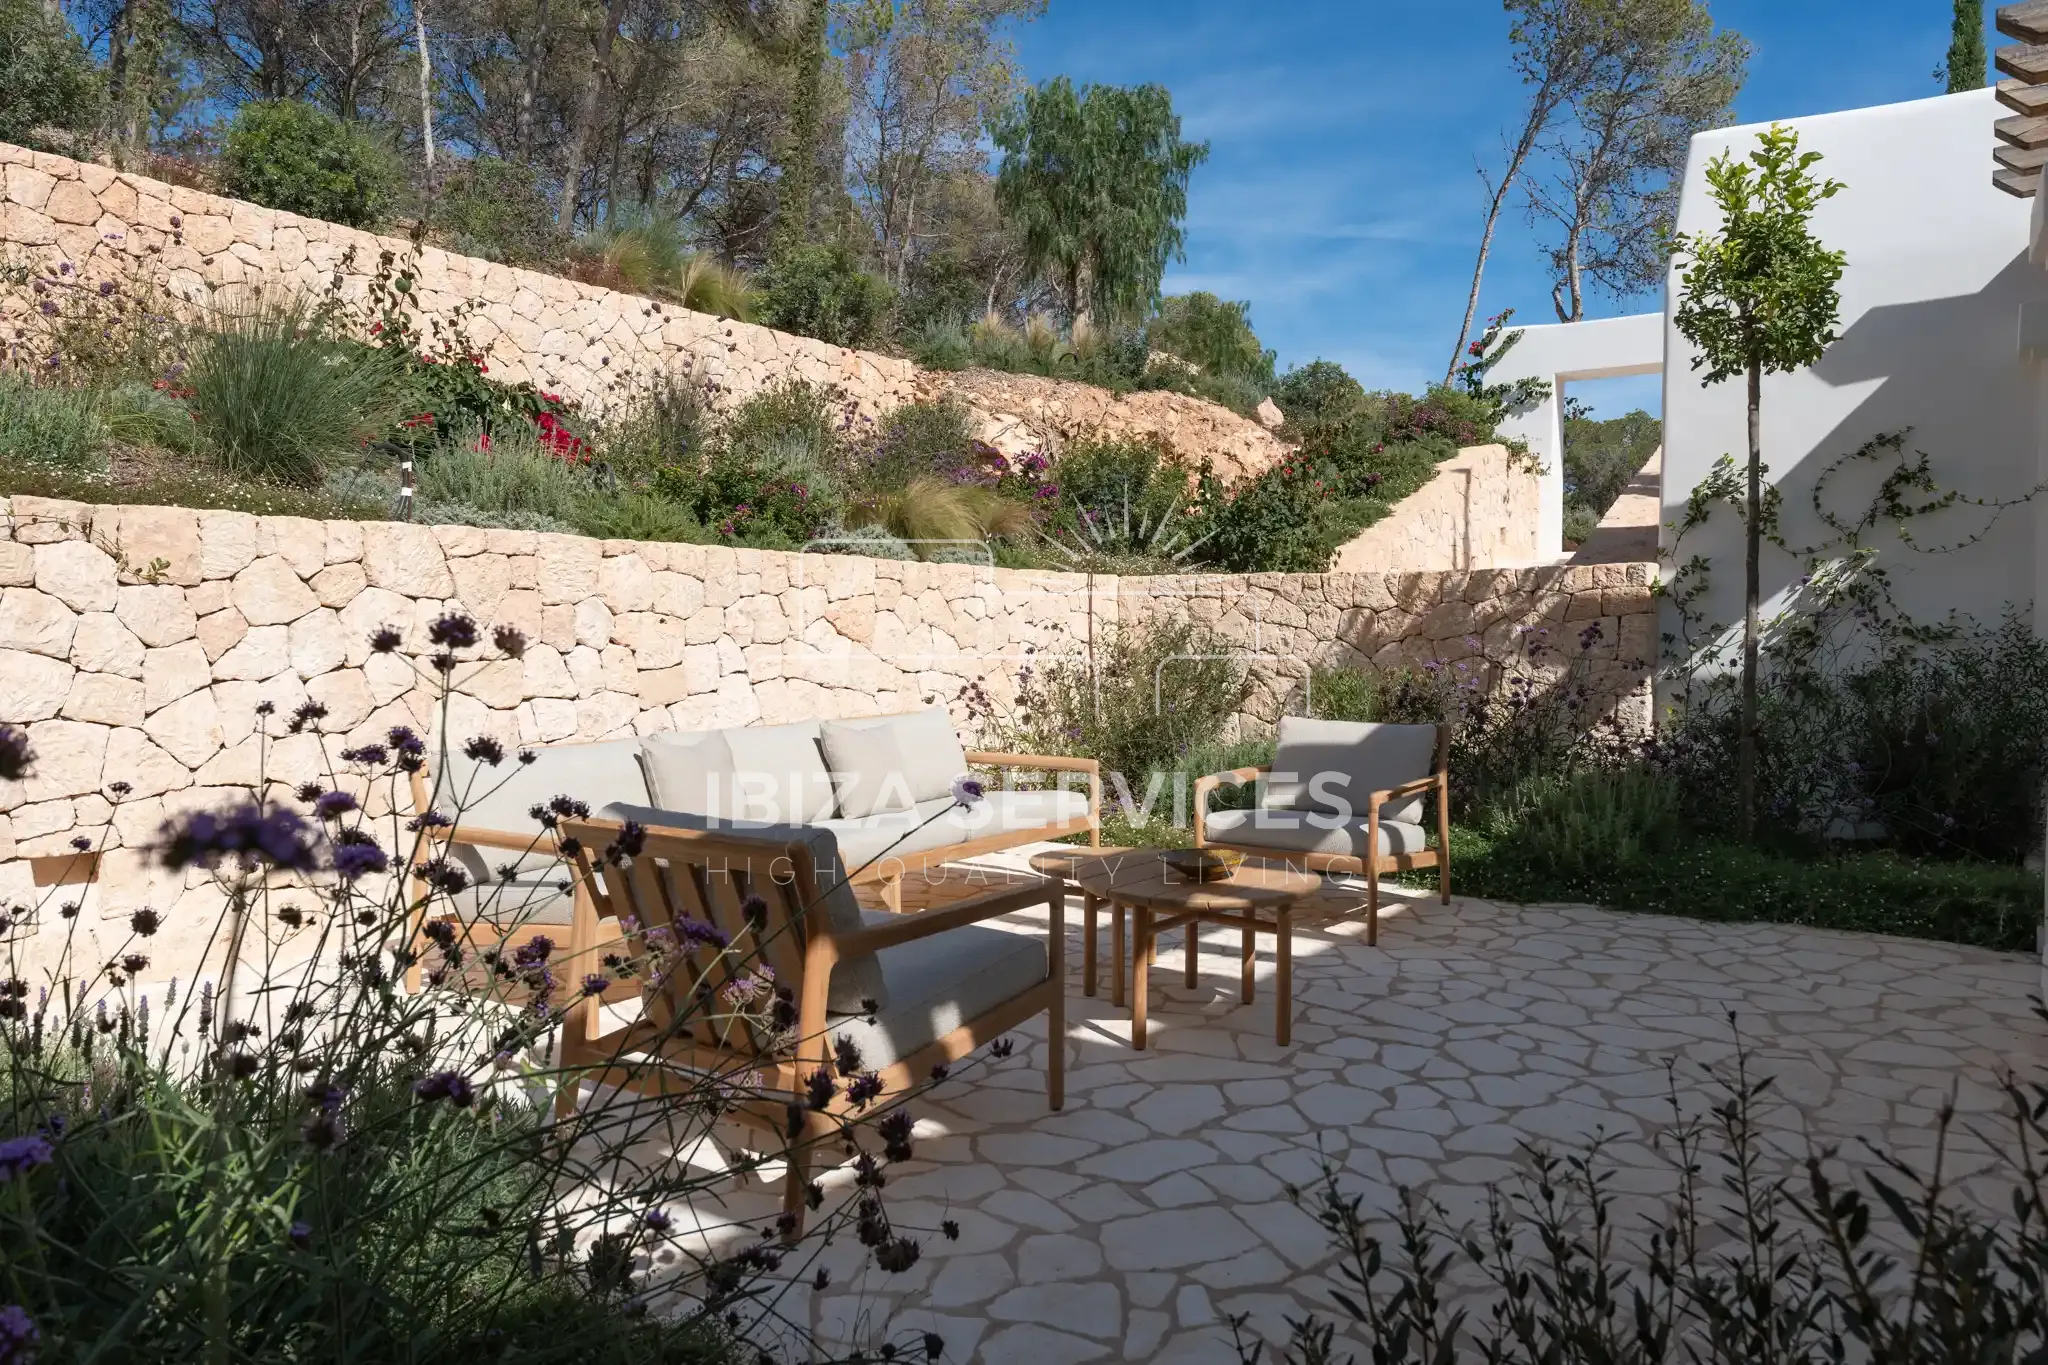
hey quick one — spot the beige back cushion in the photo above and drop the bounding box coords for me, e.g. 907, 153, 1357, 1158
723, 720, 839, 824
637, 730, 738, 818
820, 708, 968, 819
1263, 717, 1438, 824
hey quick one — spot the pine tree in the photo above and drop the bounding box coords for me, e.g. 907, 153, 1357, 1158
1945, 0, 1986, 93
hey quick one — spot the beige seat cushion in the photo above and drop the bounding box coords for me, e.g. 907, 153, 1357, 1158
828, 910, 1047, 1069
1205, 806, 1431, 860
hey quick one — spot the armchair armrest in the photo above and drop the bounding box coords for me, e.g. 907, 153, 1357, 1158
966, 751, 1102, 847
833, 879, 1061, 956
1367, 775, 1440, 810
1193, 765, 1269, 846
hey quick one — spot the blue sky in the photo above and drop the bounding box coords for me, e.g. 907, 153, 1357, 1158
1008, 0, 1992, 418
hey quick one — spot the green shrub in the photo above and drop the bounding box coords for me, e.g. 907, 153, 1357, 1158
1042, 434, 1207, 568
907, 316, 975, 371
0, 0, 105, 150
601, 370, 712, 485
989, 618, 1249, 784
1563, 500, 1601, 545
755, 244, 894, 349
1483, 767, 1684, 879
1271, 359, 1368, 429
222, 101, 401, 228
1146, 292, 1275, 384
0, 376, 108, 471
569, 489, 705, 543
186, 298, 400, 485
411, 419, 593, 523
818, 522, 917, 560
847, 397, 982, 495
431, 156, 562, 265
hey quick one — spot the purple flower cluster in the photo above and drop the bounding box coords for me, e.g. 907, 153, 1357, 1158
414, 1070, 475, 1107
0, 1304, 36, 1363
159, 804, 320, 875
0, 1135, 53, 1182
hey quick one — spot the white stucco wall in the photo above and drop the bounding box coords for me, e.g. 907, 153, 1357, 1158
1663, 89, 2048, 669
1490, 313, 1665, 561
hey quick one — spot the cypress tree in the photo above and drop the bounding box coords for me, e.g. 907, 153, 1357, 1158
1946, 0, 1986, 93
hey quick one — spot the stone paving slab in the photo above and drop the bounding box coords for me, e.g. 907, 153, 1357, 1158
609, 845, 2048, 1363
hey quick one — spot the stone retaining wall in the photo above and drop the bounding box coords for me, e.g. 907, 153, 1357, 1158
0, 142, 1289, 477
1330, 444, 1545, 572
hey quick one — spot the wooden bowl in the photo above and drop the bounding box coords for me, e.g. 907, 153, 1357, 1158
1161, 848, 1245, 883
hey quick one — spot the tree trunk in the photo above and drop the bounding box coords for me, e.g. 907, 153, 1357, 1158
557, 0, 632, 231
1739, 357, 1762, 841
414, 0, 435, 179
515, 0, 551, 160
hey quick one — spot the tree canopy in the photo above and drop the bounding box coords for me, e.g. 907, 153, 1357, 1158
991, 75, 1208, 326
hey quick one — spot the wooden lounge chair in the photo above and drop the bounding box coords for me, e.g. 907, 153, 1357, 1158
1194, 718, 1451, 945
555, 813, 1065, 1239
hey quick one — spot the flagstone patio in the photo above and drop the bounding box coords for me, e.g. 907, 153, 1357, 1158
616, 845, 2048, 1364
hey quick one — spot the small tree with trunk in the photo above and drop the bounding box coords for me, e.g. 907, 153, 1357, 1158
1670, 123, 1846, 840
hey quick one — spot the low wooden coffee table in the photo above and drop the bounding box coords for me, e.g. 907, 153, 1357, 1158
1028, 846, 1142, 1005
1068, 851, 1341, 1048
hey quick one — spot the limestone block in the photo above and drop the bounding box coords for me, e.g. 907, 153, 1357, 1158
288, 608, 349, 677
521, 646, 576, 699
197, 511, 260, 579
62, 672, 145, 727
529, 696, 578, 742
212, 675, 308, 744
195, 608, 248, 662
45, 180, 100, 226
576, 692, 640, 739
325, 519, 364, 564
144, 640, 213, 712
143, 688, 223, 768
449, 554, 512, 622
194, 735, 260, 787
213, 625, 290, 681
310, 562, 367, 609
432, 524, 489, 558
613, 613, 687, 670
0, 542, 30, 586
305, 669, 374, 732
363, 651, 414, 704
254, 517, 328, 578
23, 719, 109, 801
0, 649, 74, 721
97, 505, 203, 585
103, 727, 191, 800
565, 646, 604, 697
0, 587, 77, 657
337, 586, 414, 663
115, 584, 198, 647
534, 534, 601, 604
601, 644, 637, 693
186, 581, 230, 617
184, 213, 233, 255
567, 598, 611, 650
4, 163, 54, 210
600, 553, 655, 612
460, 659, 526, 710
1, 202, 54, 245
71, 613, 145, 679
362, 522, 454, 597
638, 666, 693, 707
650, 571, 705, 617
232, 555, 319, 625
34, 540, 118, 612
10, 798, 74, 842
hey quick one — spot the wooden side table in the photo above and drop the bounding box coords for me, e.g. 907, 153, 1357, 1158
1029, 846, 1139, 1005
1069, 853, 1322, 1048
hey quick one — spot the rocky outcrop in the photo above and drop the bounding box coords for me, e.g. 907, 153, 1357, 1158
925, 369, 1291, 484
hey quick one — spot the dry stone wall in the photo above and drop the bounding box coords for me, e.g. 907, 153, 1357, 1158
1330, 444, 1545, 572
0, 142, 1288, 476
0, 494, 1653, 980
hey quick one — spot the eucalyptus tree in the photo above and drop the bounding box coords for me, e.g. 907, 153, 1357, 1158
991, 75, 1208, 329
1670, 123, 1847, 839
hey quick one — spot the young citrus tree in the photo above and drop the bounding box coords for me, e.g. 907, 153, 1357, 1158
1670, 122, 1846, 839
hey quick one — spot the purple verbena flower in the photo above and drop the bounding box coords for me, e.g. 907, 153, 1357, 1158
950, 775, 985, 807
414, 1070, 475, 1107
312, 791, 358, 820
0, 1135, 53, 1182
159, 804, 320, 875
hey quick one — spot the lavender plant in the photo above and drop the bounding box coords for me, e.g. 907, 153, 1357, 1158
0, 617, 1002, 1363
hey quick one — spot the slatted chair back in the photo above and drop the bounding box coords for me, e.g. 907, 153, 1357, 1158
560, 818, 835, 1067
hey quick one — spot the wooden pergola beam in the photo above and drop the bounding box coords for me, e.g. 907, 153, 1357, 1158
1996, 143, 2048, 172
1997, 43, 2048, 84
2000, 2, 2048, 43
1995, 167, 2038, 196
1998, 112, 2048, 147
1998, 77, 2048, 115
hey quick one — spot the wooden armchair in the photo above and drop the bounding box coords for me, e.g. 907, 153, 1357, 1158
557, 815, 1065, 1239
1194, 720, 1451, 945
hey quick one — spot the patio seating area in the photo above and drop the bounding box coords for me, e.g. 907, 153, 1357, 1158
593, 848, 2048, 1364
